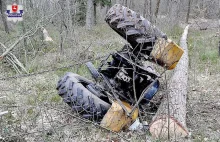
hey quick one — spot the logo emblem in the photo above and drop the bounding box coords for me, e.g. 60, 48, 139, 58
12, 4, 18, 13
6, 3, 24, 22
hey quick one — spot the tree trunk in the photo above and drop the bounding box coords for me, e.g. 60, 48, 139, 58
129, 0, 135, 9
185, 0, 191, 23
155, 0, 161, 18
149, 0, 152, 23
124, 0, 128, 7
86, 0, 95, 30
116, 0, 120, 4
169, 0, 180, 28
166, 0, 170, 14
218, 41, 220, 57
149, 25, 190, 140
0, 0, 9, 34
94, 2, 97, 25
21, 21, 27, 47
69, 0, 75, 27
105, 0, 112, 14
143, 0, 148, 18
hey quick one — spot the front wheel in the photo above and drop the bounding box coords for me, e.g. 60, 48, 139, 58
56, 72, 111, 120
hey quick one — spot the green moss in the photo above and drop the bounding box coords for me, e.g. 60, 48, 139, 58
51, 95, 61, 102
199, 50, 218, 63
27, 108, 34, 115
55, 67, 73, 77
165, 25, 183, 43
27, 96, 36, 105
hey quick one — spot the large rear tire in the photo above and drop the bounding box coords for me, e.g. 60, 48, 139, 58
105, 4, 167, 55
56, 72, 111, 120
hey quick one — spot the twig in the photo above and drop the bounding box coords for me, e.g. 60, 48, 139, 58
0, 42, 28, 73
0, 96, 6, 99
0, 111, 8, 116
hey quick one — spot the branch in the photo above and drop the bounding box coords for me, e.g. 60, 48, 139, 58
0, 42, 28, 73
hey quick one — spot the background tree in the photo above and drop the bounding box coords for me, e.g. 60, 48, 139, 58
0, 0, 9, 34
76, 0, 87, 26
155, 0, 161, 19
186, 0, 191, 23
169, 0, 181, 28
86, 0, 95, 30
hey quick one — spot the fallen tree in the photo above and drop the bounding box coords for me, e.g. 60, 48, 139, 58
0, 24, 41, 74
0, 42, 28, 74
149, 25, 190, 140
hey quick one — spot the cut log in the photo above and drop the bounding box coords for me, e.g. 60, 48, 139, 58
149, 25, 190, 140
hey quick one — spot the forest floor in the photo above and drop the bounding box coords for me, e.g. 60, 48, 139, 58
0, 20, 219, 142
186, 28, 220, 141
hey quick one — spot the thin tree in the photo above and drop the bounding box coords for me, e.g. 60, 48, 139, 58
124, 0, 127, 7
185, 0, 191, 23
129, 0, 135, 9
143, 0, 147, 18
94, 1, 97, 25
155, 0, 161, 18
169, 0, 180, 28
149, 0, 152, 23
0, 0, 9, 34
143, 0, 152, 22
86, 0, 95, 30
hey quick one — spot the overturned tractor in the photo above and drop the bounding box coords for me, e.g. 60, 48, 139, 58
56, 4, 184, 131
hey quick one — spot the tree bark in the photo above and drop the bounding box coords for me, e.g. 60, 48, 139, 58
149, 25, 190, 140
0, 0, 9, 34
169, 0, 180, 28
218, 41, 220, 57
149, 0, 152, 23
129, 0, 135, 9
124, 0, 128, 7
21, 21, 28, 47
143, 0, 148, 18
155, 0, 161, 18
185, 0, 191, 23
86, 0, 95, 30
94, 2, 97, 25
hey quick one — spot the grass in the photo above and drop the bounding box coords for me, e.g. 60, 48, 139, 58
187, 29, 220, 141
188, 29, 220, 73
165, 25, 184, 43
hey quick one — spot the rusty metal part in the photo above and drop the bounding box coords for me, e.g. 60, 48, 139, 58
100, 101, 138, 132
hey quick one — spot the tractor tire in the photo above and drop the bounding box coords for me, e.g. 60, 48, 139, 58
56, 72, 111, 120
105, 4, 167, 55
85, 62, 100, 81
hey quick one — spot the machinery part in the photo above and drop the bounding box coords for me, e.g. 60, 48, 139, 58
56, 72, 111, 120
116, 68, 131, 83
141, 79, 160, 104
85, 62, 101, 81
150, 38, 184, 70
100, 101, 138, 132
105, 4, 167, 56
